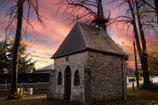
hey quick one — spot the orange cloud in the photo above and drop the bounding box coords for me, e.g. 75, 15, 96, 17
0, 0, 157, 70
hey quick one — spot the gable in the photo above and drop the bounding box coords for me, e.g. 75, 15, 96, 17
52, 23, 87, 58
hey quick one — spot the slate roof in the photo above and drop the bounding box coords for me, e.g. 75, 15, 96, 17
52, 22, 125, 59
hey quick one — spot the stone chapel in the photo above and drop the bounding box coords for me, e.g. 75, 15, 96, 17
47, 0, 127, 103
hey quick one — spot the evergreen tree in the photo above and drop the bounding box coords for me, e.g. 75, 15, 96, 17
0, 40, 10, 73
0, 39, 36, 73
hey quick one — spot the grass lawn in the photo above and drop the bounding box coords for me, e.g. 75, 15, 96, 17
0, 88, 158, 105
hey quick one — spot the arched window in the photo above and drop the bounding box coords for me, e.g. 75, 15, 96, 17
58, 72, 62, 85
74, 70, 80, 86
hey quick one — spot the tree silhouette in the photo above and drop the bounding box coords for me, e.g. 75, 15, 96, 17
1, 0, 44, 99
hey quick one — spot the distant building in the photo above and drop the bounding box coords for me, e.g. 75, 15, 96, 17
35, 64, 54, 73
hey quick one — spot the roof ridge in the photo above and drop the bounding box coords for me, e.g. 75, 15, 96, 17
78, 22, 88, 48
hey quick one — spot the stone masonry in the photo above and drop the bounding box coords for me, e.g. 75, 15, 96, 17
87, 51, 126, 101
47, 22, 127, 103
47, 50, 127, 103
48, 52, 88, 102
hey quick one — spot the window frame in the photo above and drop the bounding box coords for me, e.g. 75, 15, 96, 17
58, 71, 62, 85
74, 70, 80, 86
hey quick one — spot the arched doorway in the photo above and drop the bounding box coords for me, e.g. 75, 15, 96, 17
64, 66, 71, 100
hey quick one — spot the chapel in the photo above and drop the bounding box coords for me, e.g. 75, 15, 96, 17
47, 0, 127, 103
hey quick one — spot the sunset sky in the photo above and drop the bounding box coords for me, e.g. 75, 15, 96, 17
0, 0, 157, 69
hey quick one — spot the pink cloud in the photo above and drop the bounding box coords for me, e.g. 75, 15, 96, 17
0, 0, 157, 69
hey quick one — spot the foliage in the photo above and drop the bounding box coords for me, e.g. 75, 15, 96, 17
17, 43, 36, 73
0, 40, 11, 73
148, 52, 158, 74
7, 92, 23, 100
0, 39, 36, 73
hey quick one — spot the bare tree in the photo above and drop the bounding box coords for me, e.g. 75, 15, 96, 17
154, 0, 158, 23
1, 0, 44, 99
57, 0, 109, 31
133, 41, 139, 88
135, 0, 151, 87
57, 0, 96, 24
57, 0, 155, 88
141, 0, 158, 24
110, 0, 153, 88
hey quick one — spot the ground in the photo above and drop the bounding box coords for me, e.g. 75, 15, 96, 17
0, 90, 47, 97
0, 88, 158, 105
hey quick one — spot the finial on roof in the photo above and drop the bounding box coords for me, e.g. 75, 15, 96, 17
77, 15, 79, 21
92, 0, 108, 30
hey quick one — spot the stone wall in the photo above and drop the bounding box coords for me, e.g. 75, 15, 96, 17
47, 51, 88, 102
47, 50, 126, 103
87, 51, 125, 101
47, 70, 56, 98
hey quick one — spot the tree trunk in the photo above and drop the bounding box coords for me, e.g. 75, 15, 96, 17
136, 0, 151, 87
8, 0, 24, 99
127, 0, 151, 88
154, 0, 158, 24
133, 41, 139, 88
127, 0, 142, 53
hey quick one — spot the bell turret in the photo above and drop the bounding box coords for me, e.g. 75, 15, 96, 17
92, 0, 108, 30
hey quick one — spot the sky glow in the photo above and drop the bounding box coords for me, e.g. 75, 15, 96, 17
0, 0, 157, 69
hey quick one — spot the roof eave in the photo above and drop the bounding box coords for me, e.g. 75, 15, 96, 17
52, 47, 127, 59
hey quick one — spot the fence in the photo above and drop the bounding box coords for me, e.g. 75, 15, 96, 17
0, 73, 50, 84
0, 82, 49, 91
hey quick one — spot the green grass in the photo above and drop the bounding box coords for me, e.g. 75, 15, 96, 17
1, 88, 158, 105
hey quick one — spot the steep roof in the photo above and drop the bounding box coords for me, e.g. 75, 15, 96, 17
52, 22, 125, 58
